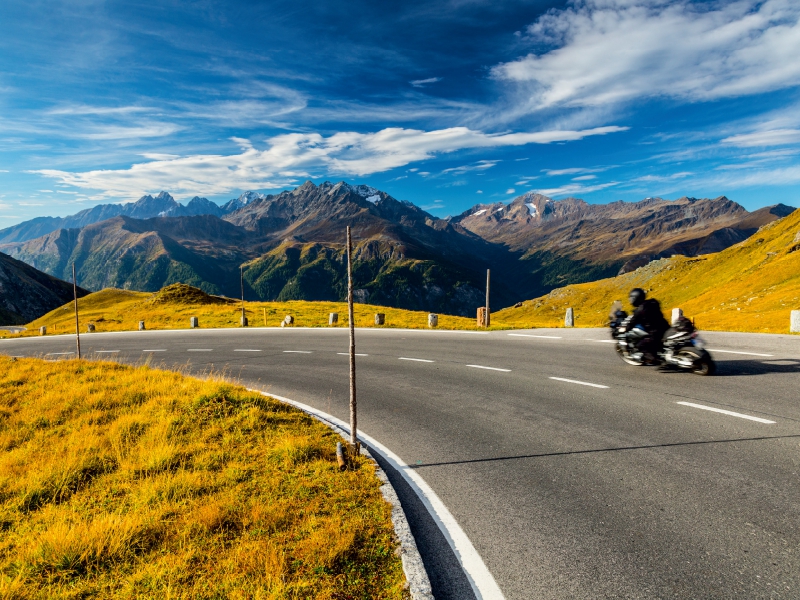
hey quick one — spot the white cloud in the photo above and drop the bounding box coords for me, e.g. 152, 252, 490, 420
32, 125, 626, 198
632, 171, 693, 182
543, 166, 609, 176
441, 160, 500, 175
506, 188, 516, 194
410, 77, 442, 88
493, 0, 800, 109
534, 181, 619, 197
476, 190, 484, 194
571, 175, 597, 181
721, 129, 800, 147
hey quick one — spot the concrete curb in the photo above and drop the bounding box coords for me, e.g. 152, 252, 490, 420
248, 389, 434, 600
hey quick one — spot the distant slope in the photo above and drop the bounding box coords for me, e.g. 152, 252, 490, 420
0, 251, 88, 324
494, 208, 800, 334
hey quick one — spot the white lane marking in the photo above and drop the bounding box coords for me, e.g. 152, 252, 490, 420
549, 376, 609, 389
94, 350, 119, 353
676, 401, 776, 424
234, 349, 262, 352
46, 352, 74, 355
141, 349, 166, 352
399, 357, 434, 363
187, 349, 213, 352
706, 348, 773, 357
260, 391, 506, 600
466, 364, 511, 372
591, 339, 617, 343
508, 333, 562, 339
283, 350, 312, 354
338, 352, 369, 356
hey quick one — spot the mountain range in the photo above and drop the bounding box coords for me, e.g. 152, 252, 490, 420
0, 182, 794, 317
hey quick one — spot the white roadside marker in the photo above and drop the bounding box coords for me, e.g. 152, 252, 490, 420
187, 349, 213, 352
508, 333, 562, 339
399, 357, 434, 363
549, 376, 608, 389
234, 349, 262, 352
466, 364, 511, 372
706, 349, 773, 357
283, 350, 312, 354
338, 352, 368, 356
676, 401, 775, 424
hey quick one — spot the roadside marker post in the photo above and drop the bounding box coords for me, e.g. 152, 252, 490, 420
72, 263, 81, 359
240, 265, 247, 327
346, 226, 359, 457
485, 268, 490, 327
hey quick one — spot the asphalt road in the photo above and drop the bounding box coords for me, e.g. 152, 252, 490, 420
3, 326, 800, 599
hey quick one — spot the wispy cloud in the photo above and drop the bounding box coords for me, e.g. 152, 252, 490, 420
534, 181, 619, 197
493, 0, 800, 109
410, 77, 442, 88
543, 166, 610, 176
721, 129, 800, 148
33, 125, 627, 198
441, 160, 499, 175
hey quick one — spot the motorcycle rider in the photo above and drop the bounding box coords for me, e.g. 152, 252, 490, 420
625, 288, 670, 364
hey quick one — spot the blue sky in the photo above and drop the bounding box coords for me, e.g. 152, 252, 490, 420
1, 0, 799, 225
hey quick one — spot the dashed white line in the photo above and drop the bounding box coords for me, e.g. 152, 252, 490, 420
338, 352, 369, 356
706, 348, 773, 357
590, 340, 617, 344
676, 401, 776, 424
549, 376, 608, 389
46, 352, 74, 355
141, 349, 166, 352
234, 349, 262, 352
187, 349, 213, 352
283, 350, 312, 354
466, 364, 511, 372
508, 333, 562, 339
94, 350, 119, 353
399, 357, 434, 363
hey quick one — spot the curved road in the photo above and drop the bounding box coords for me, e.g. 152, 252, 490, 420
3, 327, 800, 599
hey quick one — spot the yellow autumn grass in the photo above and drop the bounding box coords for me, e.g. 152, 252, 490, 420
493, 207, 800, 334
0, 357, 407, 599
10, 284, 478, 338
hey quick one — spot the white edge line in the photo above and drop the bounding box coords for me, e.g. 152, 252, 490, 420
466, 364, 511, 372
94, 350, 119, 353
549, 376, 609, 389
338, 352, 369, 356
234, 349, 262, 352
187, 349, 213, 351
507, 333, 562, 339
141, 349, 166, 352
262, 391, 505, 600
283, 350, 312, 354
399, 357, 435, 363
706, 348, 774, 357
676, 401, 776, 424
46, 352, 74, 355
591, 339, 618, 344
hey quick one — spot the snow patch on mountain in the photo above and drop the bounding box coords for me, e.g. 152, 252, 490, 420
526, 203, 538, 217
365, 194, 381, 204
473, 209, 487, 216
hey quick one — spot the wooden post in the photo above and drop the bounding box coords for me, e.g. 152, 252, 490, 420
72, 263, 81, 359
485, 268, 491, 327
240, 265, 245, 326
347, 226, 358, 452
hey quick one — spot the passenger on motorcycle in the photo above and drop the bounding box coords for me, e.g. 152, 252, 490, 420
625, 288, 670, 364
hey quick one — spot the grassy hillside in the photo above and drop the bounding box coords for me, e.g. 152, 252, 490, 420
0, 357, 406, 598
494, 207, 800, 333
9, 283, 476, 337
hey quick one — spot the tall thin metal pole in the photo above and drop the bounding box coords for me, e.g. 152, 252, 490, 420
347, 226, 357, 449
240, 265, 245, 325
72, 263, 81, 359
485, 268, 491, 328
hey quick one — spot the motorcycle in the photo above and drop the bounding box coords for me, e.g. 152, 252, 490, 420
609, 303, 716, 376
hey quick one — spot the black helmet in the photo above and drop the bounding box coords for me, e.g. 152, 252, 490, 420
629, 288, 646, 307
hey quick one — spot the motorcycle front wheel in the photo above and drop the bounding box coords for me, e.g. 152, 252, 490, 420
616, 343, 642, 366
677, 349, 716, 376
